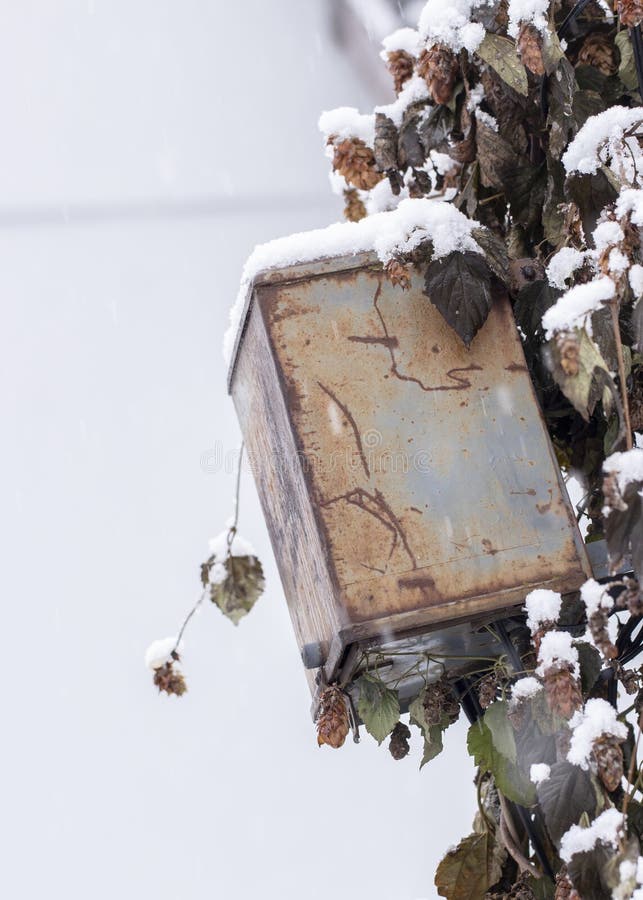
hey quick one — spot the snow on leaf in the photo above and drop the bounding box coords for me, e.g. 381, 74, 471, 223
546, 327, 614, 422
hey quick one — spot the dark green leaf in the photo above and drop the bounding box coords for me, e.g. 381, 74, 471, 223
633, 297, 643, 353
356, 674, 400, 744
543, 156, 567, 247
626, 799, 643, 841
536, 761, 597, 846
574, 66, 624, 105
468, 718, 536, 805
567, 844, 614, 900
484, 701, 516, 762
576, 641, 602, 697
605, 479, 643, 577
420, 724, 446, 768
418, 103, 453, 155
475, 32, 528, 96
435, 831, 506, 900
513, 280, 560, 350
424, 251, 493, 347
455, 163, 479, 219
572, 90, 605, 131
566, 170, 618, 243
209, 554, 265, 625
398, 102, 427, 171
547, 58, 576, 160
471, 225, 509, 281
476, 121, 522, 191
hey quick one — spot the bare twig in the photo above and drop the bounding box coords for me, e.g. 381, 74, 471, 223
173, 589, 208, 654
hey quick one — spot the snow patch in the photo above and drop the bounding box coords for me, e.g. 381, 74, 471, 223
507, 0, 549, 38
629, 264, 643, 297
145, 636, 180, 670
562, 106, 643, 176
546, 247, 586, 290
318, 107, 375, 145
580, 578, 612, 617
525, 588, 562, 633
209, 529, 256, 559
560, 807, 624, 862
375, 74, 430, 127
380, 27, 423, 58
418, 0, 486, 54
511, 676, 543, 701
567, 698, 627, 770
530, 763, 551, 785
604, 448, 643, 493
536, 630, 580, 678
541, 275, 615, 338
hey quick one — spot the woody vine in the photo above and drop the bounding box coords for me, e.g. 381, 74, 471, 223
146, 0, 643, 897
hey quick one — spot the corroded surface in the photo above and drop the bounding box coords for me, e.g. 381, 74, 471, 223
255, 261, 590, 636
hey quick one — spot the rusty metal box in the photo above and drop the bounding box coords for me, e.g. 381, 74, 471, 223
227, 251, 591, 693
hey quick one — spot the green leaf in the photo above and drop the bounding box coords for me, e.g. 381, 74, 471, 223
424, 250, 493, 347
467, 717, 535, 806
483, 701, 517, 763
435, 831, 506, 900
537, 761, 597, 846
616, 30, 639, 92
547, 58, 576, 160
209, 554, 265, 625
605, 478, 643, 577
547, 327, 614, 421
513, 280, 560, 350
576, 641, 602, 697
476, 32, 528, 96
567, 844, 614, 900
356, 675, 400, 744
420, 724, 445, 768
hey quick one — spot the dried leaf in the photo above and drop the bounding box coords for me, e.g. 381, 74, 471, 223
547, 58, 576, 159
567, 844, 614, 900
424, 250, 493, 347
476, 32, 528, 97
420, 724, 446, 768
209, 554, 265, 625
537, 761, 598, 846
471, 226, 509, 282
576, 641, 602, 696
435, 831, 506, 900
374, 112, 399, 173
616, 30, 639, 92
546, 327, 613, 421
356, 674, 400, 744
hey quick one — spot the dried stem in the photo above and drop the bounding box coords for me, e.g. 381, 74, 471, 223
227, 441, 245, 550
610, 301, 633, 451
173, 589, 208, 654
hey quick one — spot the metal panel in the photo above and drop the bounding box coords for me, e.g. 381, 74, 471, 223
253, 256, 591, 645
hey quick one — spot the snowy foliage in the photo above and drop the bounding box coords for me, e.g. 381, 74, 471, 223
559, 807, 624, 862
567, 698, 628, 770
145, 636, 180, 670
524, 588, 562, 634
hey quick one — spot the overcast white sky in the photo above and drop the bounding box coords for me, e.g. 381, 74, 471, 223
2, 4, 476, 898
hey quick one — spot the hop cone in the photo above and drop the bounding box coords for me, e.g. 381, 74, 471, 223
423, 676, 460, 726
385, 258, 411, 290
517, 23, 545, 76
317, 686, 350, 749
617, 0, 643, 27
343, 188, 366, 223
478, 673, 499, 710
554, 868, 580, 900
389, 722, 411, 760
417, 45, 459, 105
588, 609, 618, 660
594, 733, 624, 792
386, 49, 414, 94
544, 665, 582, 719
153, 656, 187, 697
332, 138, 383, 191
576, 32, 619, 76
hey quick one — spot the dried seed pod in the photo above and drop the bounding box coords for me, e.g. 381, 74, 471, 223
593, 733, 624, 791
423, 676, 460, 725
619, 667, 639, 695
517, 23, 545, 76
332, 138, 383, 191
153, 654, 187, 696
477, 673, 499, 709
555, 867, 581, 900
385, 258, 411, 291
386, 49, 415, 94
417, 44, 459, 105
544, 664, 583, 719
343, 188, 366, 223
576, 32, 619, 76
588, 608, 618, 660
316, 685, 350, 749
617, 0, 643, 27
389, 721, 411, 759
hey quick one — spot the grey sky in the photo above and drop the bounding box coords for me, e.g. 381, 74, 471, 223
2, 3, 476, 898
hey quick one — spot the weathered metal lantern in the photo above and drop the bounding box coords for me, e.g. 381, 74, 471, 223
227, 249, 593, 705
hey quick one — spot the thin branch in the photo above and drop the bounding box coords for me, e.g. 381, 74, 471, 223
173, 589, 208, 654
227, 442, 245, 549
610, 301, 633, 451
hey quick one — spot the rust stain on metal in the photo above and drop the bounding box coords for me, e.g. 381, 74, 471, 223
230, 254, 592, 686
